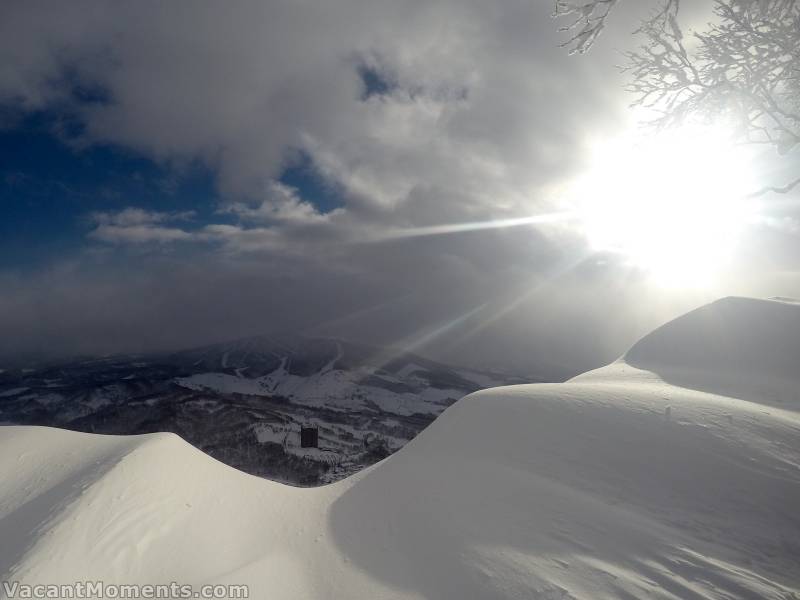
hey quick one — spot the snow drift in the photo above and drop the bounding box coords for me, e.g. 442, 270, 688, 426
1, 297, 798, 599
622, 296, 800, 408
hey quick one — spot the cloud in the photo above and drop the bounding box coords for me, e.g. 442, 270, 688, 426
2, 0, 797, 375
90, 207, 195, 227
86, 207, 196, 244
222, 182, 341, 225
84, 192, 340, 251
0, 0, 625, 208
88, 224, 194, 245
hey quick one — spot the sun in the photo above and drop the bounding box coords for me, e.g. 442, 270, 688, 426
573, 127, 758, 288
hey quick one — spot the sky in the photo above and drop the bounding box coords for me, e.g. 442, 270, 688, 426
1, 0, 799, 379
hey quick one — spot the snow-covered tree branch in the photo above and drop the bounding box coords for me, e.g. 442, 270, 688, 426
553, 0, 623, 54
556, 0, 800, 194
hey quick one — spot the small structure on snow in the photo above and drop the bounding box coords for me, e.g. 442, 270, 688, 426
300, 426, 319, 448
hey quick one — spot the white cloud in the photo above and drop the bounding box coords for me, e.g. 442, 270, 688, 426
89, 224, 193, 244
0, 0, 624, 212
87, 207, 196, 244
222, 182, 341, 225
90, 207, 195, 227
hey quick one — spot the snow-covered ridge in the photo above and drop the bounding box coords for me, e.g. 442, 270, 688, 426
626, 296, 800, 379
1, 297, 798, 598
578, 296, 800, 410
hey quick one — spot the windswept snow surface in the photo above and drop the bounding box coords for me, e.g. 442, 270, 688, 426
1, 297, 799, 599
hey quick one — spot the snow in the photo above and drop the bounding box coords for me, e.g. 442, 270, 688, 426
253, 423, 290, 445
84, 394, 112, 411
29, 392, 64, 406
175, 372, 269, 396
614, 296, 800, 409
174, 362, 463, 416
0, 387, 28, 398
394, 361, 428, 379
319, 341, 343, 374
454, 368, 508, 389
1, 297, 799, 598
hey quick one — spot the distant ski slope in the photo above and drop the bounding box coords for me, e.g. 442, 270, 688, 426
0, 297, 798, 599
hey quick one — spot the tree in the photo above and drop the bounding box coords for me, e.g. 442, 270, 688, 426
555, 0, 800, 195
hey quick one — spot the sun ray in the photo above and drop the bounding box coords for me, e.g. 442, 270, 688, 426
444, 250, 595, 351
372, 211, 575, 242
366, 304, 489, 373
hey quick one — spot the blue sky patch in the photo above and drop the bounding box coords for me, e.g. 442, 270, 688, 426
357, 64, 395, 100
0, 114, 345, 269
279, 151, 344, 214
0, 114, 217, 268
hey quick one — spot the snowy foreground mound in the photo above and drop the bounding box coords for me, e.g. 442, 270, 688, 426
1, 297, 798, 599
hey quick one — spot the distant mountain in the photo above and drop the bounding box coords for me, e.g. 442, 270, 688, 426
0, 333, 532, 485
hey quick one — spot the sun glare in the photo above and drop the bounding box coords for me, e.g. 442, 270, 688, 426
573, 128, 758, 288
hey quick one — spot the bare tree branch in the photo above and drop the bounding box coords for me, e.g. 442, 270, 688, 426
553, 0, 621, 54
747, 175, 800, 197
556, 0, 800, 195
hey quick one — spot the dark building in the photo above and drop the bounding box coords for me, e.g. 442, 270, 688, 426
300, 427, 319, 448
